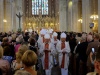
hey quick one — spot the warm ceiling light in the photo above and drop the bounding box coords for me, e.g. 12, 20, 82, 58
3, 19, 7, 22
78, 19, 82, 23
90, 15, 99, 20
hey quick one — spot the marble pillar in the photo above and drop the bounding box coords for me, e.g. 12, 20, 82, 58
59, 0, 67, 31
72, 0, 80, 32
4, 0, 12, 32
67, 0, 72, 32
3, 0, 17, 32
0, 0, 4, 32
11, 0, 16, 32
82, 0, 91, 33
98, 0, 100, 33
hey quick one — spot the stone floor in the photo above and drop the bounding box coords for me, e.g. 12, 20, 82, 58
37, 66, 61, 75
37, 66, 71, 75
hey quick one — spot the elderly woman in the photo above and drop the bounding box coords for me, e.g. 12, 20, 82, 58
22, 50, 37, 75
18, 44, 28, 54
0, 46, 10, 75
15, 35, 24, 53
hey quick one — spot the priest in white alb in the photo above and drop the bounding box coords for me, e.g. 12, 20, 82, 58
39, 33, 55, 75
56, 32, 70, 75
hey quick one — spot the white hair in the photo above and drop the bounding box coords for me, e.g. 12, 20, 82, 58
16, 35, 24, 43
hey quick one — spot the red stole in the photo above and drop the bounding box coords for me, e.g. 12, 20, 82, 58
43, 37, 45, 43
44, 43, 49, 69
61, 42, 65, 68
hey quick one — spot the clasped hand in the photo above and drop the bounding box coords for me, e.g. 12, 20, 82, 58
62, 48, 67, 53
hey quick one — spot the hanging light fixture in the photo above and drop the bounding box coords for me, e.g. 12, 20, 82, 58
90, 0, 98, 20
78, 18, 82, 23
90, 15, 99, 20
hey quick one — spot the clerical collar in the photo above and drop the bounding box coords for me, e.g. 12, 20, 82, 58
45, 42, 50, 44
54, 39, 57, 41
61, 41, 65, 43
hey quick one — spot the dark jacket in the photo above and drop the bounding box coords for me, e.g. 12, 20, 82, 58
76, 42, 88, 62
87, 40, 100, 67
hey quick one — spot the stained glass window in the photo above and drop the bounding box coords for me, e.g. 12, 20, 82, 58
32, 0, 48, 15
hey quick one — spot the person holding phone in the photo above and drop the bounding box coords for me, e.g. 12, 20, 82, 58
87, 47, 100, 75
87, 33, 100, 72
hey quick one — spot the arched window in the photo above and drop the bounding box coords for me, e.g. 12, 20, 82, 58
32, 0, 48, 15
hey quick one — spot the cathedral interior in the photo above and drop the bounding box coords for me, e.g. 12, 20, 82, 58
0, 0, 99, 33
0, 0, 100, 75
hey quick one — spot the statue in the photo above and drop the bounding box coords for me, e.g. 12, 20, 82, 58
16, 12, 23, 32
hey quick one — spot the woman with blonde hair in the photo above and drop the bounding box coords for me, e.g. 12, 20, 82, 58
18, 44, 28, 55
22, 50, 37, 75
12, 45, 28, 73
12, 52, 23, 71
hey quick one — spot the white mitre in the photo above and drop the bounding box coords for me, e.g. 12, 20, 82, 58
49, 29, 53, 34
44, 34, 50, 39
61, 32, 66, 38
53, 32, 58, 37
40, 29, 46, 35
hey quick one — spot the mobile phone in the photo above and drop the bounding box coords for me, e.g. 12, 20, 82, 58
92, 48, 95, 53
78, 41, 80, 44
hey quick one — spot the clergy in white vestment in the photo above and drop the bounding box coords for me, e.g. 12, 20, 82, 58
51, 32, 59, 65
49, 29, 53, 38
51, 32, 59, 51
39, 33, 55, 75
37, 29, 46, 49
56, 32, 70, 75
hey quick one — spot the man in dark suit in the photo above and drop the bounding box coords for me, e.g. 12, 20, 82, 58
75, 34, 88, 75
87, 33, 100, 72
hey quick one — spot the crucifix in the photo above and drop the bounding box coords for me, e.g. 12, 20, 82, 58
16, 12, 23, 32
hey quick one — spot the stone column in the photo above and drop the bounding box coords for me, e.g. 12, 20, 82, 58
59, 0, 67, 31
82, 0, 91, 33
98, 0, 100, 33
67, 0, 72, 32
0, 0, 4, 32
4, 0, 12, 32
72, 0, 79, 32
11, 0, 16, 32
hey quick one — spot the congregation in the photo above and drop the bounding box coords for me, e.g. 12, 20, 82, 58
0, 29, 100, 75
